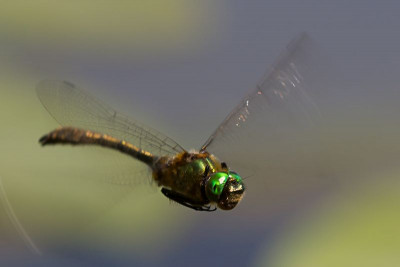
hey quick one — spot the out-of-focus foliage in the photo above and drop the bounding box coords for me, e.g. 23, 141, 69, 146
0, 0, 222, 56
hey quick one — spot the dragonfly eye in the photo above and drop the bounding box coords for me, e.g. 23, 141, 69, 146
212, 185, 217, 193
205, 172, 229, 202
229, 172, 241, 182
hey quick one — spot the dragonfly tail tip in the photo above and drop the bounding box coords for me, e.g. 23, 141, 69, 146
39, 134, 49, 146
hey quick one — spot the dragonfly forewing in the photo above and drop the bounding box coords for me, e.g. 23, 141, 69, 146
201, 33, 321, 153
36, 80, 185, 157
200, 33, 335, 217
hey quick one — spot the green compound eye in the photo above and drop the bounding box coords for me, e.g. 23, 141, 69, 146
229, 172, 243, 183
206, 172, 229, 202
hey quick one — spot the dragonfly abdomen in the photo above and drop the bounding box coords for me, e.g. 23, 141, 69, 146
39, 127, 156, 166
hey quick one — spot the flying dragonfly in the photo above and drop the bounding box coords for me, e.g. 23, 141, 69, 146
37, 33, 319, 212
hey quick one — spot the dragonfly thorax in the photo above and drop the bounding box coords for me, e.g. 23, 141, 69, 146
152, 151, 245, 211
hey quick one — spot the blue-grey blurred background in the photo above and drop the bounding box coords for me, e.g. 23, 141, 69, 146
1, 1, 400, 266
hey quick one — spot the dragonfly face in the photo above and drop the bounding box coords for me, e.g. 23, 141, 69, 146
205, 171, 245, 210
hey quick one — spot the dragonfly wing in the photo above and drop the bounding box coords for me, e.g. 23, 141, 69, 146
201, 33, 336, 216
202, 33, 320, 153
35, 81, 172, 245
37, 80, 185, 157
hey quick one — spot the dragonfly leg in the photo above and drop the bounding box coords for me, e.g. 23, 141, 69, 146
161, 188, 216, 212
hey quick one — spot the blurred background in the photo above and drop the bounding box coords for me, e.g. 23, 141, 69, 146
1, 1, 400, 266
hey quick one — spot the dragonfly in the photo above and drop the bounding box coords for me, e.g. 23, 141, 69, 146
37, 33, 319, 212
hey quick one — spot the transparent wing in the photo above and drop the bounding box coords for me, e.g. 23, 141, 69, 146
35, 80, 179, 234
201, 33, 338, 217
202, 33, 320, 152
37, 80, 185, 157
34, 81, 173, 252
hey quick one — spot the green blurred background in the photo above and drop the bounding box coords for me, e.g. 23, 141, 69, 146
0, 1, 400, 266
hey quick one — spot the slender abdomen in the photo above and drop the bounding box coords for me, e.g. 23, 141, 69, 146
39, 127, 156, 166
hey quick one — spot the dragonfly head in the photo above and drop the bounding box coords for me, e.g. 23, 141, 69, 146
205, 171, 245, 210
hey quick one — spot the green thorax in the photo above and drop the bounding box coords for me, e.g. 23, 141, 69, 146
152, 151, 224, 205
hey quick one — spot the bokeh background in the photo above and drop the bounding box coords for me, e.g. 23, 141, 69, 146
1, 1, 400, 266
